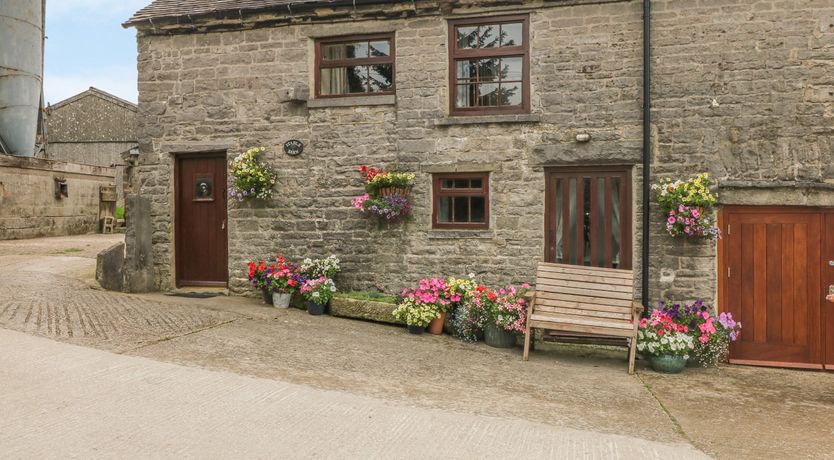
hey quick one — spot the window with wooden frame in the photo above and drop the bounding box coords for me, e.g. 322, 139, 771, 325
432, 173, 490, 229
545, 167, 632, 269
448, 15, 530, 115
315, 34, 395, 98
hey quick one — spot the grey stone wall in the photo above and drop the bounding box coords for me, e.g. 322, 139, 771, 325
129, 0, 834, 306
132, 0, 645, 295
0, 154, 116, 240
649, 0, 834, 303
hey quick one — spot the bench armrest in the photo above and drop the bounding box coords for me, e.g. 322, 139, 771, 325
631, 301, 645, 315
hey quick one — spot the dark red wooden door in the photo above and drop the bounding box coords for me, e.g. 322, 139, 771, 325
175, 154, 228, 287
722, 207, 823, 368
824, 213, 834, 370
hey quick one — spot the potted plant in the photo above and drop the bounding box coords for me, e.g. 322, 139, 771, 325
300, 276, 337, 315
479, 283, 530, 348
352, 165, 415, 226
659, 300, 742, 367
300, 255, 341, 279
637, 310, 695, 373
392, 299, 440, 335
228, 147, 279, 203
247, 260, 274, 304
652, 173, 721, 239
445, 275, 479, 339
268, 256, 305, 308
360, 165, 415, 197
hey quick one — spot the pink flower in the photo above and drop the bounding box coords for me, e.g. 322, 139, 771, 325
667, 216, 676, 225
521, 283, 530, 289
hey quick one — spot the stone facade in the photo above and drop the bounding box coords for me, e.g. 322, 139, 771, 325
44, 87, 138, 204
127, 0, 834, 305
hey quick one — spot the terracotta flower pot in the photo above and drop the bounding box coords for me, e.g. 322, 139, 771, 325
428, 312, 446, 335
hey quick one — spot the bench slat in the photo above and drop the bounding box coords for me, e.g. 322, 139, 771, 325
535, 270, 633, 286
534, 283, 633, 300
534, 305, 631, 321
537, 263, 634, 279
531, 312, 632, 330
535, 291, 633, 308
534, 296, 632, 314
535, 277, 633, 294
528, 320, 635, 338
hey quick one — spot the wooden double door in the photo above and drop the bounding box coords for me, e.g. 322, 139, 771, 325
175, 153, 228, 287
720, 207, 834, 369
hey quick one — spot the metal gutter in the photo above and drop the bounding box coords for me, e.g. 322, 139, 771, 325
641, 0, 651, 309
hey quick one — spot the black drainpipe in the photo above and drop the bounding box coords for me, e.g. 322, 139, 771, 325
641, 0, 652, 309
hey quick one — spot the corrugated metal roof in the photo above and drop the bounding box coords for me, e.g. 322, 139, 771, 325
124, 0, 379, 27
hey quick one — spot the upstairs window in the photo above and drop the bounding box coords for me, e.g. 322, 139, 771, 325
448, 15, 529, 115
432, 173, 490, 229
315, 34, 395, 97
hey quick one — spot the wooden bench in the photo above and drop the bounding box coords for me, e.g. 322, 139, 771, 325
522, 262, 644, 374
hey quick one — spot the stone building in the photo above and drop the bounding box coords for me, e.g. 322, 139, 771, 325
123, 0, 834, 369
44, 87, 138, 204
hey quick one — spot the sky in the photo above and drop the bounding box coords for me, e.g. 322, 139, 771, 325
44, 0, 148, 105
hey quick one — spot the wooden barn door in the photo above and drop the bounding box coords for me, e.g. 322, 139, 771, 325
175, 153, 228, 287
721, 207, 823, 368
824, 213, 834, 370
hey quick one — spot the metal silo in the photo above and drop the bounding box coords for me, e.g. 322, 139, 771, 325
0, 0, 44, 156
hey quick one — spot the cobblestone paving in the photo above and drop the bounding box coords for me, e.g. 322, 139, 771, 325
0, 236, 241, 352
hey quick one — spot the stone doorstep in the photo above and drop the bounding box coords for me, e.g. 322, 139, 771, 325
329, 296, 403, 325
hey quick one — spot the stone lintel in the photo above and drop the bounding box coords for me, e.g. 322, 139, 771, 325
307, 95, 396, 108
434, 114, 542, 126
160, 141, 236, 154
421, 162, 501, 173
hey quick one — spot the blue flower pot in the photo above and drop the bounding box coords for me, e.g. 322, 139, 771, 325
307, 301, 326, 316
407, 325, 424, 335
651, 355, 687, 374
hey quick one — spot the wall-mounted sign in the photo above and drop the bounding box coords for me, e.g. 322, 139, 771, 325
284, 140, 304, 156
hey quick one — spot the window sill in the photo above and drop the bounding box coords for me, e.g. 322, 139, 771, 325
307, 95, 396, 108
427, 229, 495, 239
434, 114, 541, 126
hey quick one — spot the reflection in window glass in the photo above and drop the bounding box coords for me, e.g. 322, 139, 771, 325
500, 23, 523, 46
318, 36, 394, 96
439, 197, 452, 222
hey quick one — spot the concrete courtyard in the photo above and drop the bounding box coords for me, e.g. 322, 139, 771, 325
0, 235, 832, 458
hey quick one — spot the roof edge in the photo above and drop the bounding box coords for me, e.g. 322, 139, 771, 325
122, 0, 416, 29
49, 87, 138, 112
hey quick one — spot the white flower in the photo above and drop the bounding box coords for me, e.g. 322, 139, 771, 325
312, 292, 320, 297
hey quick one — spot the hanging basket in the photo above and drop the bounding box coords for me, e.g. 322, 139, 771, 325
377, 186, 411, 197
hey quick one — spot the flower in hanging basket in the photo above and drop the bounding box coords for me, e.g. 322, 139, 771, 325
228, 147, 278, 203
652, 173, 720, 239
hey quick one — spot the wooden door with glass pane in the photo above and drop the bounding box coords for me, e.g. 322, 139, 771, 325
721, 207, 823, 368
544, 167, 632, 269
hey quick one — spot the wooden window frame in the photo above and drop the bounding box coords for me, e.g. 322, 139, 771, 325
432, 173, 490, 230
314, 33, 396, 99
544, 166, 632, 270
447, 15, 530, 116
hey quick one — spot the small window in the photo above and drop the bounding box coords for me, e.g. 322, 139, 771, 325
432, 173, 490, 229
315, 34, 395, 98
448, 15, 529, 115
